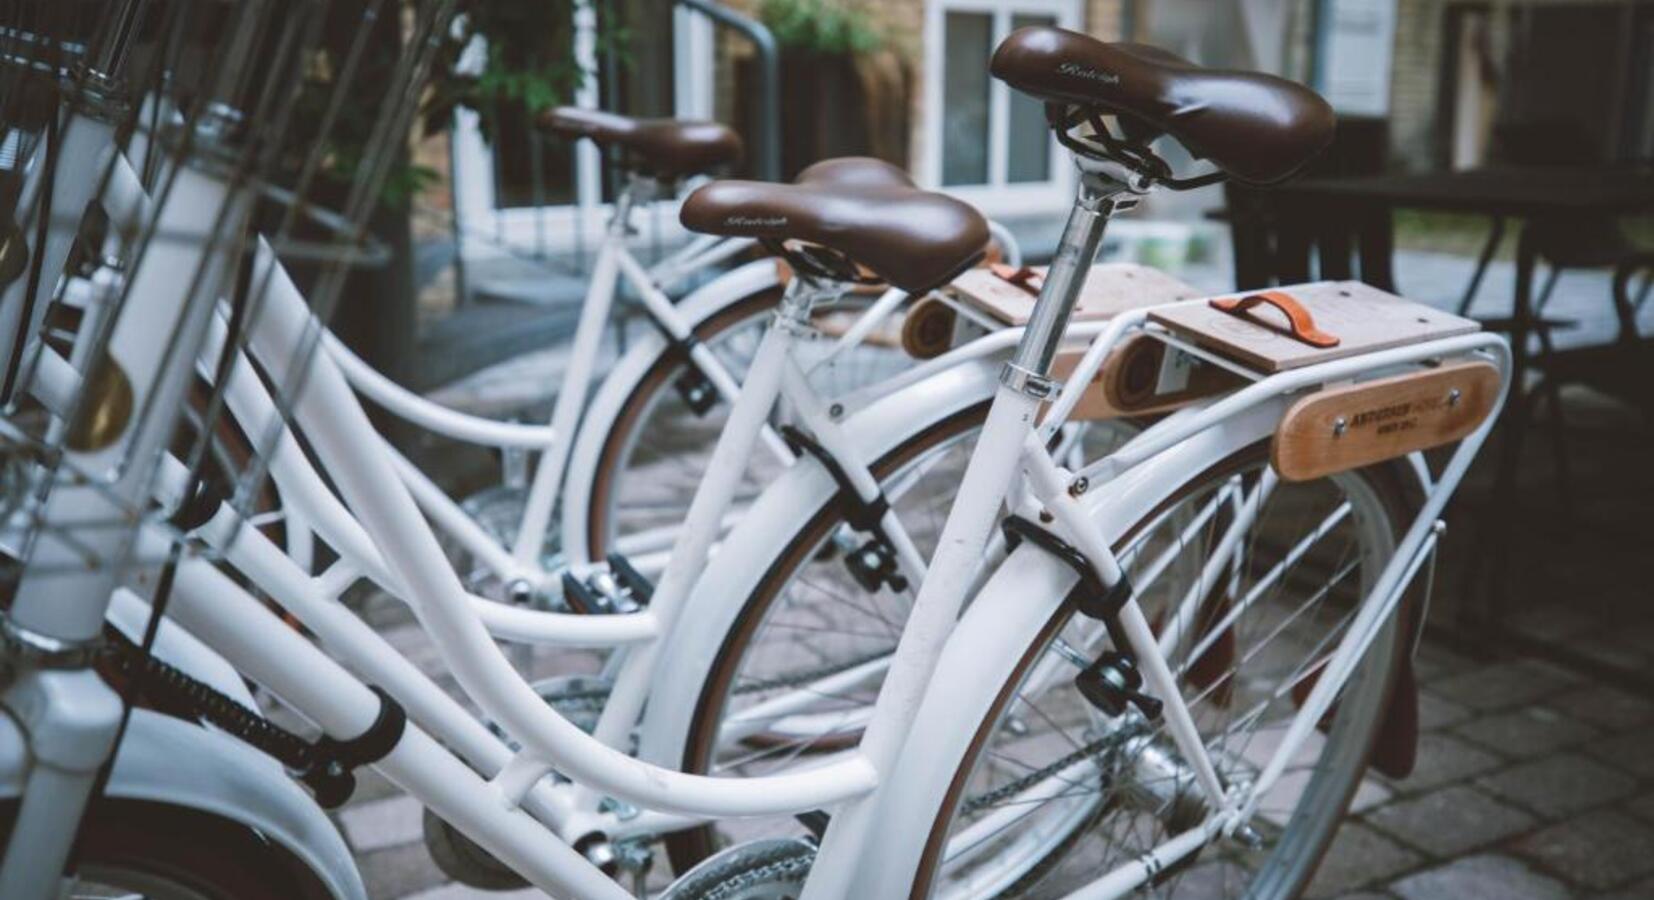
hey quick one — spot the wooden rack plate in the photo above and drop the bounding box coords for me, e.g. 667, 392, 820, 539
948, 262, 1203, 326
1148, 281, 1480, 373
1272, 360, 1502, 481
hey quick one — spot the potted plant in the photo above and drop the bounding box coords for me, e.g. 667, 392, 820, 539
740, 0, 911, 179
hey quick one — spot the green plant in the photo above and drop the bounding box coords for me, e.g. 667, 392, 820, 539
759, 0, 883, 55
424, 0, 629, 142
280, 0, 626, 208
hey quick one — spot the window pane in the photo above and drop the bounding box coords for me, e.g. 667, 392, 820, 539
942, 12, 992, 186
1007, 14, 1055, 183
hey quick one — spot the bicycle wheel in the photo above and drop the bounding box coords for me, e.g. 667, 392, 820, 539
583, 289, 908, 568
0, 799, 335, 900
910, 447, 1418, 899
665, 415, 1136, 874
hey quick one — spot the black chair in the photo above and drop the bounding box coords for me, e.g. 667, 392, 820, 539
1223, 116, 1389, 290
1464, 122, 1647, 516
1458, 120, 1637, 320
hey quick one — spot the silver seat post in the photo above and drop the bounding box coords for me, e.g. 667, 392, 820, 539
608, 172, 656, 237
1000, 172, 1139, 398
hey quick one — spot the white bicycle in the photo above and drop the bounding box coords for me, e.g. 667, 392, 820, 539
1, 26, 972, 616
1, 8, 1509, 900
1, 7, 1029, 894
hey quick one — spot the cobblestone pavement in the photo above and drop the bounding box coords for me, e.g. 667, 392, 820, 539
323, 249, 1654, 898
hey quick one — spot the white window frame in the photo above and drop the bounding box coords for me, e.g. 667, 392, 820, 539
921, 0, 1081, 218
451, 0, 715, 260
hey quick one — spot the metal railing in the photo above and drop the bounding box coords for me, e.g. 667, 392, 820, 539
675, 0, 781, 182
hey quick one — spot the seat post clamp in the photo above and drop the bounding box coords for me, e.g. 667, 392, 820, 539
1000, 361, 1059, 400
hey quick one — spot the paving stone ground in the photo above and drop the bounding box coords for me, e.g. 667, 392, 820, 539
321, 247, 1654, 897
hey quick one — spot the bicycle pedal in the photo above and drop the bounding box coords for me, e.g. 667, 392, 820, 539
842, 538, 908, 593
560, 555, 653, 615
673, 367, 717, 416
605, 552, 655, 606
794, 809, 831, 839
1075, 651, 1163, 721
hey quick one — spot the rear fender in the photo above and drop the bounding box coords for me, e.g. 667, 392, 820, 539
560, 257, 784, 565
848, 398, 1292, 893
0, 708, 364, 900
635, 359, 999, 765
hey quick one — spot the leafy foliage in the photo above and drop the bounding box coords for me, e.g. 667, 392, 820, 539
424, 0, 628, 143
758, 0, 884, 56
285, 0, 624, 208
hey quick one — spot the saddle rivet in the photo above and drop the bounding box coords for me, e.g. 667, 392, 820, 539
1447, 388, 1462, 407
1038, 509, 1055, 523
829, 403, 844, 418
1332, 417, 1348, 437
1068, 476, 1089, 497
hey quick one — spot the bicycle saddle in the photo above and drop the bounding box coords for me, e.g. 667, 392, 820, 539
540, 107, 743, 179
990, 27, 1334, 185
680, 158, 989, 294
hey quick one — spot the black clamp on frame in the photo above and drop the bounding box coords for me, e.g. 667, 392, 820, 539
1001, 515, 1133, 630
1000, 515, 1161, 722
642, 317, 719, 416
166, 480, 223, 532
780, 424, 907, 594
108, 625, 408, 809
301, 686, 408, 808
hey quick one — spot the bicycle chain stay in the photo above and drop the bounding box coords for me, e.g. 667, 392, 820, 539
105, 629, 405, 808
778, 424, 908, 594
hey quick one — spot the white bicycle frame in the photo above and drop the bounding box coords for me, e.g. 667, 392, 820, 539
17, 86, 1038, 613
6, 41, 1507, 896
99, 143, 787, 591
32, 157, 1506, 900
21, 166, 942, 873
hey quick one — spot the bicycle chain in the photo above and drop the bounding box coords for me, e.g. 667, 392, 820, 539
959, 730, 1130, 816
699, 853, 814, 900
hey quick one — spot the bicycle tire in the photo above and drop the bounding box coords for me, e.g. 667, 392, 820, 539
903, 447, 1420, 899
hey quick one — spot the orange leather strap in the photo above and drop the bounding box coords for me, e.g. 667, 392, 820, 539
991, 263, 1045, 296
1209, 290, 1341, 348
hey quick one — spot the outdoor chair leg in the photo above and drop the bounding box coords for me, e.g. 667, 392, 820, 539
1533, 266, 1562, 316
1540, 378, 1574, 524
1531, 322, 1573, 524
1456, 214, 1506, 317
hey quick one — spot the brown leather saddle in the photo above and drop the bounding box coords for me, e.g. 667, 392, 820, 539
539, 107, 743, 180
990, 27, 1334, 185
679, 157, 989, 294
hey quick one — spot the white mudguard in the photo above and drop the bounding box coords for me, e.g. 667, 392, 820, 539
560, 257, 784, 567
0, 708, 365, 900
841, 398, 1288, 895
636, 359, 1001, 766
